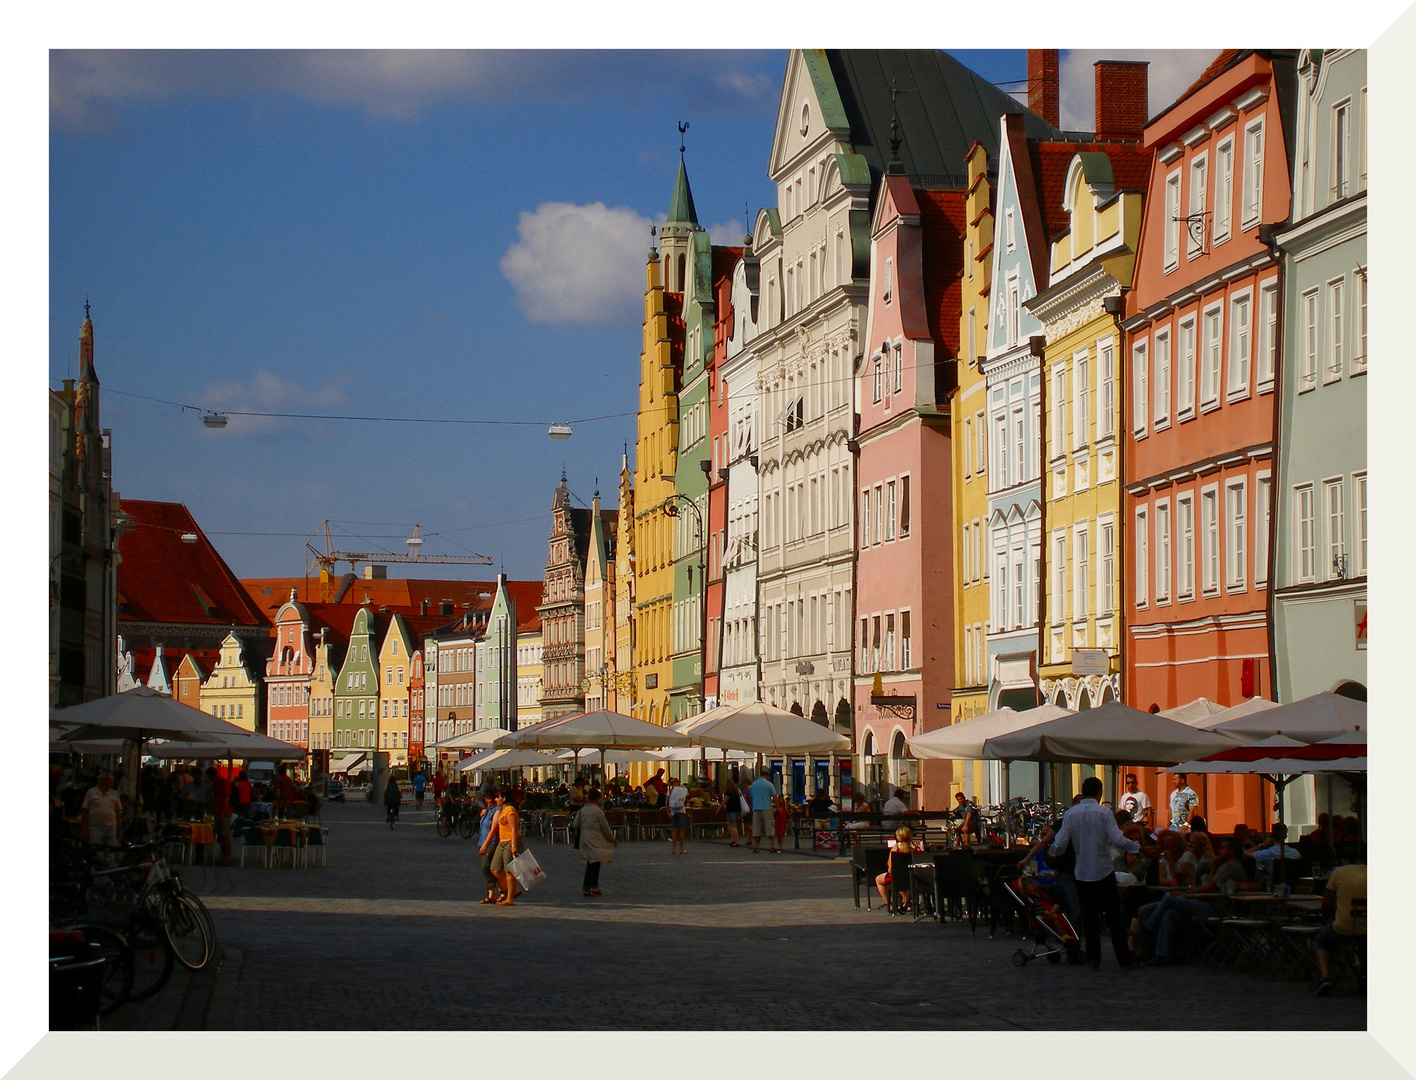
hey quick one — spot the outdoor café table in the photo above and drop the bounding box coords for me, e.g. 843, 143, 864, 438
173, 819, 216, 864
1284, 896, 1325, 919
253, 820, 316, 867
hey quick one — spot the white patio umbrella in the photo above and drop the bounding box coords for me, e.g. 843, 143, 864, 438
1207, 692, 1364, 744
137, 731, 307, 762
51, 687, 226, 745
1159, 697, 1230, 727
436, 728, 506, 751
493, 709, 690, 779
676, 701, 850, 756
456, 748, 563, 772
983, 699, 1240, 767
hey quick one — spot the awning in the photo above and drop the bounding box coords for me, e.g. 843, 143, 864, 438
331, 753, 367, 773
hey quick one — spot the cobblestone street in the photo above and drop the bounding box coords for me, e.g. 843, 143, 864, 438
109, 802, 1366, 1030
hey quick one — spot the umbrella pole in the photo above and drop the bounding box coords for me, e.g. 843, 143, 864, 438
1002, 761, 1012, 848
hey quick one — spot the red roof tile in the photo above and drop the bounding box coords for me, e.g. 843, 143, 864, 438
117, 501, 270, 629
1185, 50, 1245, 98
915, 188, 969, 356
242, 576, 515, 613
711, 246, 743, 289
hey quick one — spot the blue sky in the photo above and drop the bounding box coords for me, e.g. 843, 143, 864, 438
49, 48, 1215, 581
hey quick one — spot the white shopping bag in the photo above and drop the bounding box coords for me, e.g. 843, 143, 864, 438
506, 848, 545, 891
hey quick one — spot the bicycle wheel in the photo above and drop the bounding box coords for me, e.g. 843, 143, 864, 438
436, 816, 452, 838
124, 918, 175, 1002
76, 925, 134, 1017
178, 890, 217, 959
457, 813, 476, 840
160, 892, 212, 971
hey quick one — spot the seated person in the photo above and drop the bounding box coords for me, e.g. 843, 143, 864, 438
1251, 822, 1302, 888
1232, 823, 1259, 856
1139, 839, 1247, 964
881, 788, 910, 827
875, 826, 926, 910
950, 792, 979, 843
1176, 830, 1215, 888
807, 790, 834, 819
1156, 831, 1187, 887
1113, 823, 1151, 886
1314, 859, 1366, 996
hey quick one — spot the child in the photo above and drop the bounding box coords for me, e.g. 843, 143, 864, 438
772, 794, 789, 850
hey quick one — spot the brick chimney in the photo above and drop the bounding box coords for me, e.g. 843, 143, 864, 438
1027, 49, 1060, 128
1094, 60, 1149, 142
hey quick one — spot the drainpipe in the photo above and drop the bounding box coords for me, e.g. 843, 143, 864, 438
1104, 292, 1128, 812
848, 401, 863, 807
1258, 224, 1285, 708
1029, 334, 1049, 803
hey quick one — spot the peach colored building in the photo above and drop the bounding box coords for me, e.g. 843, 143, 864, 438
1123, 51, 1296, 831
853, 171, 963, 811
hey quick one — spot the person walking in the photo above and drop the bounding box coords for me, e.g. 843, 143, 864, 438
723, 778, 743, 848
475, 791, 503, 903
207, 767, 233, 866
413, 771, 427, 810
485, 790, 522, 906
1048, 775, 1139, 971
574, 788, 617, 896
431, 770, 448, 810
666, 776, 689, 854
384, 776, 402, 829
749, 769, 779, 853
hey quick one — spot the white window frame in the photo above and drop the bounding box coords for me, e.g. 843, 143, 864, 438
1214, 136, 1234, 244
964, 415, 973, 479
1255, 471, 1271, 587
1073, 523, 1089, 623
1225, 478, 1247, 590
1012, 407, 1026, 487
1354, 471, 1367, 577
1073, 347, 1090, 450
994, 412, 1009, 487
1332, 98, 1352, 202
1155, 500, 1172, 603
1300, 288, 1320, 391
1200, 302, 1223, 409
893, 344, 904, 394
1354, 271, 1367, 374
1154, 327, 1171, 427
1323, 477, 1346, 581
1187, 151, 1208, 258
1053, 530, 1067, 626
1242, 116, 1265, 227
1201, 485, 1220, 595
1325, 277, 1345, 384
1258, 279, 1278, 390
1098, 336, 1116, 439
1227, 289, 1252, 400
1051, 363, 1067, 458
1098, 515, 1116, 616
1132, 339, 1149, 437
1135, 507, 1150, 608
1177, 495, 1195, 600
975, 410, 987, 474
1177, 316, 1197, 418
1164, 170, 1181, 270
1294, 483, 1316, 584
1005, 208, 1016, 252
885, 480, 897, 542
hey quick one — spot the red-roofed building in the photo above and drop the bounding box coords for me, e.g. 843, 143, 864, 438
854, 168, 968, 811
117, 501, 270, 654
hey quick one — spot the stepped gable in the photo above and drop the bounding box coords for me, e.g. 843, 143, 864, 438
118, 500, 269, 629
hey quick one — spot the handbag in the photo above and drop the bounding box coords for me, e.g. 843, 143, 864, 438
507, 848, 545, 891
739, 795, 751, 816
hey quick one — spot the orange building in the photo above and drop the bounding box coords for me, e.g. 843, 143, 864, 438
1122, 51, 1297, 830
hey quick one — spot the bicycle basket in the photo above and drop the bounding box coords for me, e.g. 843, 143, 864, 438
85, 882, 138, 926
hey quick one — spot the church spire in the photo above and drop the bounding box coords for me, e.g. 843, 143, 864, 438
666, 159, 698, 227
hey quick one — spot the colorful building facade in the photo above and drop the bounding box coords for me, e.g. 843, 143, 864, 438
266, 591, 315, 749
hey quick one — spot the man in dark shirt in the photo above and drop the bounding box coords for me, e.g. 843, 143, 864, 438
274, 764, 297, 812
207, 767, 234, 865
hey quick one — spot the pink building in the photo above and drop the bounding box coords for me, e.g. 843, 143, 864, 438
853, 171, 964, 811
266, 590, 315, 748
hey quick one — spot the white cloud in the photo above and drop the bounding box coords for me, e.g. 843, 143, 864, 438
51, 50, 781, 133
1059, 50, 1217, 133
201, 370, 347, 434
706, 220, 750, 247
500, 201, 654, 323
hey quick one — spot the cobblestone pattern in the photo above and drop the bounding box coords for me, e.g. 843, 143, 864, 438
108, 803, 1366, 1031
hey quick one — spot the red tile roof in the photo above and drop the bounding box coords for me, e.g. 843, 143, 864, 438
242, 576, 511, 614
711, 246, 743, 289
117, 501, 270, 629
915, 188, 968, 356
1185, 50, 1245, 98
1027, 139, 1153, 244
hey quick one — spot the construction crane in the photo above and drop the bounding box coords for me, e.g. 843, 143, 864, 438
306, 522, 492, 601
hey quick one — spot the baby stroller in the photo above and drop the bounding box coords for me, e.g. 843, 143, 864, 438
1002, 874, 1079, 966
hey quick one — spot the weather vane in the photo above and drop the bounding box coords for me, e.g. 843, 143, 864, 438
678, 121, 690, 156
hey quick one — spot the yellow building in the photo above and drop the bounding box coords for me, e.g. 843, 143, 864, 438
198, 632, 260, 733
308, 628, 336, 754
1027, 149, 1145, 717
632, 167, 693, 729
516, 617, 543, 728
376, 613, 413, 767
611, 453, 635, 715
951, 140, 996, 801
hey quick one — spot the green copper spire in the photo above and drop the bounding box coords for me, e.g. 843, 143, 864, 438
666, 158, 699, 226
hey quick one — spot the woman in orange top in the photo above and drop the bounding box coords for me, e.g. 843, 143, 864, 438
490, 790, 522, 906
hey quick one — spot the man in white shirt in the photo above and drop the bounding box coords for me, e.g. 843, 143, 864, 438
882, 788, 910, 827
80, 772, 123, 848
1118, 774, 1153, 828
1049, 776, 1139, 971
666, 777, 689, 855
